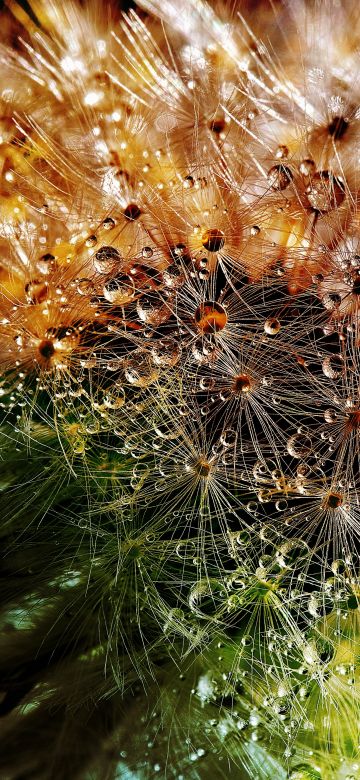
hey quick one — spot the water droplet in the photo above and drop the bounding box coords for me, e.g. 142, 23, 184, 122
188, 578, 227, 618
306, 170, 345, 213
267, 164, 293, 190
123, 203, 141, 221
93, 245, 122, 274
151, 337, 180, 367
103, 275, 135, 304
124, 351, 159, 387
103, 388, 125, 409
85, 418, 100, 434
85, 234, 97, 248
77, 278, 95, 296
331, 558, 346, 575
73, 438, 85, 455
106, 358, 124, 372
322, 354, 344, 379
276, 539, 309, 567
137, 294, 171, 326
194, 301, 227, 333
324, 408, 338, 423
37, 253, 56, 275
24, 279, 48, 304
321, 291, 341, 310
199, 376, 215, 391
176, 540, 196, 559
289, 764, 322, 780
287, 432, 312, 458
163, 608, 185, 635
264, 317, 281, 335
299, 159, 316, 177
220, 428, 236, 447
102, 217, 116, 230
183, 175, 194, 189
163, 263, 185, 288
192, 337, 218, 364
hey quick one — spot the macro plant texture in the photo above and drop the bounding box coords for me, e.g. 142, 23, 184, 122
2, 0, 360, 778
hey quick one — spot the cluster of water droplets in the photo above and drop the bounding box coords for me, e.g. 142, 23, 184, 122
2, 0, 360, 776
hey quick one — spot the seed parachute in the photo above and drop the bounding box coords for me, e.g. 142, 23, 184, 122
1, 1, 360, 779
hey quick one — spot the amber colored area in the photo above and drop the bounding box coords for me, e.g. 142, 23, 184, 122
195, 459, 211, 477
194, 301, 228, 333
201, 228, 225, 252
232, 374, 252, 394
37, 339, 55, 360
322, 492, 343, 509
347, 410, 360, 429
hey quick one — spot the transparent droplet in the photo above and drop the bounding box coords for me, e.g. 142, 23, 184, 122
220, 428, 236, 448
176, 540, 196, 559
331, 558, 346, 575
188, 578, 227, 618
199, 376, 215, 391
322, 354, 344, 379
163, 263, 185, 288
106, 358, 124, 372
85, 234, 97, 248
324, 408, 338, 423
37, 253, 56, 275
264, 317, 281, 335
290, 765, 322, 780
267, 164, 293, 191
151, 337, 181, 367
192, 338, 218, 364
287, 432, 312, 458
93, 245, 122, 274
77, 278, 95, 296
85, 418, 100, 434
102, 217, 116, 230
306, 170, 345, 213
299, 159, 316, 177
321, 291, 341, 310
163, 608, 185, 635
316, 637, 335, 664
124, 350, 159, 387
103, 388, 125, 408
73, 438, 85, 455
276, 539, 309, 567
137, 294, 171, 326
103, 275, 135, 304
199, 268, 209, 280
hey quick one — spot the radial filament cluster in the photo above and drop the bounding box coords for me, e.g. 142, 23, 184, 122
2, 1, 360, 778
